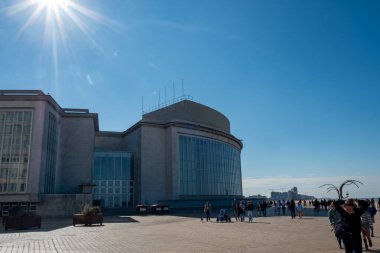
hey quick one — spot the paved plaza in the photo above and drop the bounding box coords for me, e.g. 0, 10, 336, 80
1, 212, 380, 253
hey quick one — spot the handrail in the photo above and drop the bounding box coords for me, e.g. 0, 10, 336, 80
143, 95, 193, 115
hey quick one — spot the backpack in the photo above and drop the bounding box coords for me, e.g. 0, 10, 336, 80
334, 219, 349, 238
368, 206, 377, 217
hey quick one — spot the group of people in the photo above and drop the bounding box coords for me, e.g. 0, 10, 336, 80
329, 198, 377, 253
230, 199, 316, 220
202, 197, 379, 252
232, 199, 254, 222
256, 199, 306, 219
205, 199, 311, 222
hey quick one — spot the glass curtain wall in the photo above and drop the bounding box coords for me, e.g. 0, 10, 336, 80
179, 135, 242, 196
0, 111, 33, 193
44, 113, 58, 193
93, 151, 134, 208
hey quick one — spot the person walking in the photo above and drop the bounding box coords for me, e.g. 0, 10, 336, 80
239, 200, 246, 222
232, 199, 239, 221
246, 200, 254, 222
328, 203, 343, 249
204, 202, 211, 222
296, 200, 304, 218
368, 202, 377, 237
361, 205, 373, 250
261, 201, 267, 217
281, 200, 286, 215
289, 200, 296, 219
333, 199, 370, 253
276, 201, 281, 215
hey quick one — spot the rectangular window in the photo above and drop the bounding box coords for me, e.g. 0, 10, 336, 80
44, 113, 58, 193
92, 151, 134, 208
0, 111, 33, 193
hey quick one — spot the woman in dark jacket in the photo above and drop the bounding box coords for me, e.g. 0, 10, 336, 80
288, 200, 296, 219
333, 199, 370, 253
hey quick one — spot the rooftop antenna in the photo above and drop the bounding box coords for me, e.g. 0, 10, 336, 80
165, 86, 167, 106
142, 96, 144, 115
173, 82, 175, 100
182, 79, 184, 97
158, 90, 161, 107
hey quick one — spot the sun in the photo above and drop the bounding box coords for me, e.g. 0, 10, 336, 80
3, 0, 118, 48
2, 0, 120, 87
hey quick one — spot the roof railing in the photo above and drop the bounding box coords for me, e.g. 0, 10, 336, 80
143, 95, 193, 115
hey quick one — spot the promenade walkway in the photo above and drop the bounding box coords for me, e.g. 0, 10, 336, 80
1, 213, 379, 252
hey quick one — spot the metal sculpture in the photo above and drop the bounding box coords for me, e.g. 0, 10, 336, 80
319, 179, 363, 200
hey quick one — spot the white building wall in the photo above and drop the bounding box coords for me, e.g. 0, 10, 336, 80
140, 125, 167, 204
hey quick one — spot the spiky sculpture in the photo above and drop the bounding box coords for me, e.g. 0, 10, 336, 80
319, 180, 363, 200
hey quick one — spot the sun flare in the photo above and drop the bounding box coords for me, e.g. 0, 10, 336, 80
2, 0, 120, 88
3, 0, 118, 49
34, 0, 70, 9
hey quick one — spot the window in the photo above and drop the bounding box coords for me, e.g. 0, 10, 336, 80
0, 111, 33, 193
44, 113, 58, 194
92, 151, 134, 208
179, 135, 242, 196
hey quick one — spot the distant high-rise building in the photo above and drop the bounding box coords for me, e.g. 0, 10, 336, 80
270, 186, 314, 201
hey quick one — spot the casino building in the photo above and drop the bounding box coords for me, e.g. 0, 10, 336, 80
0, 90, 243, 216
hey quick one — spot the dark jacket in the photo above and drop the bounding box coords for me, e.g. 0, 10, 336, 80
333, 200, 369, 234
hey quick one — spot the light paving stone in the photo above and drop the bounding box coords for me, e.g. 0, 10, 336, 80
0, 213, 379, 252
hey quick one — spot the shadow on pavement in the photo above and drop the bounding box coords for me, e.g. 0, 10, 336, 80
252, 221, 271, 224
0, 215, 139, 233
366, 249, 380, 252
103, 216, 139, 223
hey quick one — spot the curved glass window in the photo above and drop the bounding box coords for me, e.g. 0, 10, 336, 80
179, 135, 242, 196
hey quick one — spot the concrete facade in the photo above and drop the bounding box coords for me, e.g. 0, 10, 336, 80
0, 91, 99, 215
0, 90, 243, 216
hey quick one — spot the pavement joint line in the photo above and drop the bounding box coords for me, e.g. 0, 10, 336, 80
0, 214, 379, 252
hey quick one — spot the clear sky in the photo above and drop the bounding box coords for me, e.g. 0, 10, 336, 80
1, 0, 379, 199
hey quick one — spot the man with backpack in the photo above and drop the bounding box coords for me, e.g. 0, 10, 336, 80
368, 202, 377, 237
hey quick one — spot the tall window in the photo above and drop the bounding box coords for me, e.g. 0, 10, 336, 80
0, 111, 33, 193
44, 113, 58, 193
93, 151, 134, 208
179, 135, 242, 196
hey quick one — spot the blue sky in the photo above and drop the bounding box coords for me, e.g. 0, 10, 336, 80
1, 0, 379, 198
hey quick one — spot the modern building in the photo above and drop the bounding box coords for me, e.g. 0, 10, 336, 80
0, 90, 243, 216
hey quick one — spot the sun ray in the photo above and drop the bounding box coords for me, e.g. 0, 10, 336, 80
10, 5, 45, 45
67, 1, 123, 31
60, 6, 105, 54
4, 0, 121, 51
52, 6, 71, 58
2, 0, 122, 90
2, 1, 36, 16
